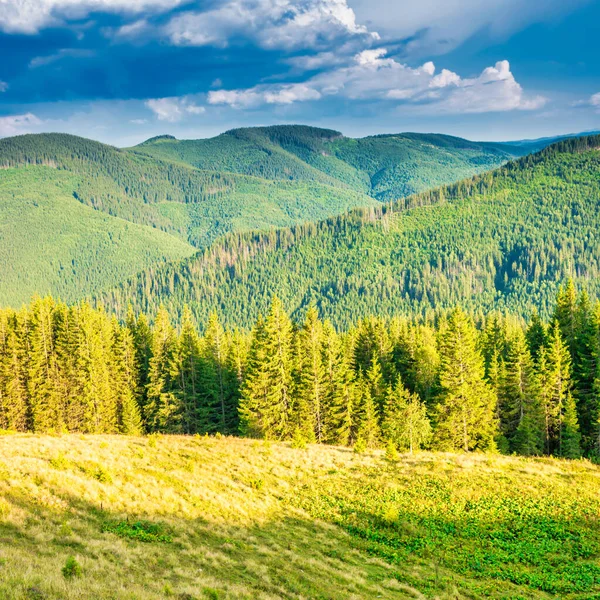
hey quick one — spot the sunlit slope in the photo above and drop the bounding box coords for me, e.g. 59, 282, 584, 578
1, 434, 599, 599
102, 135, 600, 328
0, 167, 196, 306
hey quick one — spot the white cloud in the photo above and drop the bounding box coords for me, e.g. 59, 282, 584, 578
145, 97, 206, 122
0, 0, 184, 34
591, 93, 600, 108
209, 83, 321, 108
0, 81, 8, 92
130, 118, 148, 125
164, 0, 377, 50
0, 113, 43, 137
209, 50, 546, 114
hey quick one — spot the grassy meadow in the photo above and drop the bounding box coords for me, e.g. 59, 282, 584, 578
1, 435, 599, 599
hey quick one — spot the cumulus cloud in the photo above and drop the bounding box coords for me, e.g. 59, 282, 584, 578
164, 0, 378, 50
145, 97, 206, 122
0, 0, 184, 34
0, 81, 8, 92
0, 113, 43, 137
209, 50, 546, 114
591, 92, 600, 108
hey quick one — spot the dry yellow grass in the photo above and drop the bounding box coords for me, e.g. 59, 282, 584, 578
1, 435, 599, 599
0, 434, 414, 599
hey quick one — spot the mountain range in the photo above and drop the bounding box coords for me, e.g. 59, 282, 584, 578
0, 125, 597, 317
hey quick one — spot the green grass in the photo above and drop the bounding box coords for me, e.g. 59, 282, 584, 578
1, 434, 599, 599
0, 167, 196, 306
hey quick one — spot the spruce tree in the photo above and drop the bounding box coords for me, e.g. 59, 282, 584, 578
500, 330, 544, 455
111, 319, 143, 435
296, 305, 326, 442
177, 307, 201, 434
433, 308, 498, 452
382, 377, 431, 453
240, 298, 294, 440
145, 307, 181, 433
561, 392, 582, 458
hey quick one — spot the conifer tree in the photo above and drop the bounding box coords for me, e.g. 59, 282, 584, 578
500, 330, 544, 455
240, 298, 294, 440
199, 312, 234, 434
353, 380, 380, 448
433, 308, 498, 452
27, 297, 64, 433
177, 307, 201, 434
561, 392, 582, 458
145, 307, 181, 433
296, 305, 326, 442
111, 319, 143, 435
322, 321, 355, 445
526, 310, 547, 363
382, 378, 431, 453
0, 310, 28, 431
538, 322, 573, 455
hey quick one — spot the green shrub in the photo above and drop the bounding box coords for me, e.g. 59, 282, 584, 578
101, 519, 172, 543
61, 556, 82, 579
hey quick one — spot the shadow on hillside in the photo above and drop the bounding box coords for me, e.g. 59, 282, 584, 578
0, 488, 418, 600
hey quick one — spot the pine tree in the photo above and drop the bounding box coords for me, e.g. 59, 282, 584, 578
239, 298, 294, 440
500, 330, 544, 455
433, 308, 498, 452
382, 377, 431, 453
177, 307, 201, 434
145, 307, 182, 433
296, 305, 326, 442
111, 319, 143, 435
561, 392, 582, 458
553, 279, 577, 352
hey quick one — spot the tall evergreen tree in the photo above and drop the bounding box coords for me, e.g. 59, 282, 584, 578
500, 330, 544, 455
145, 307, 181, 433
382, 377, 431, 453
239, 298, 294, 440
433, 308, 498, 451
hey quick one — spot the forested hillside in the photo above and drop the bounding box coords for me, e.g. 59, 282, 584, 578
0, 132, 377, 306
103, 135, 600, 328
0, 167, 196, 306
134, 125, 525, 200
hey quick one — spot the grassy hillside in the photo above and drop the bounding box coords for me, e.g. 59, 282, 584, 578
102, 135, 600, 328
1, 434, 599, 599
134, 125, 522, 200
0, 167, 196, 306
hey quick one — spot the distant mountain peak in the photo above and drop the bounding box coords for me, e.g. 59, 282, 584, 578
139, 134, 178, 145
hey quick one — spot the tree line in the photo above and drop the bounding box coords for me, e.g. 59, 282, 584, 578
1, 281, 598, 458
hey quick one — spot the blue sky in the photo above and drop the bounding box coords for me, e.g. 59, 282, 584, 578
1, 0, 599, 145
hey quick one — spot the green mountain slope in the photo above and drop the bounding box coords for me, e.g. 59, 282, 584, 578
0, 132, 378, 306
101, 135, 600, 328
0, 167, 196, 306
0, 133, 376, 248
133, 125, 523, 200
